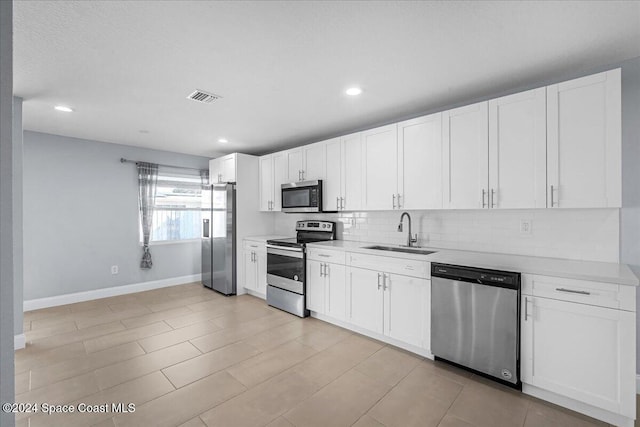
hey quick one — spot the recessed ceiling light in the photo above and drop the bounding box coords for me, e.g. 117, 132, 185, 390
54, 105, 74, 112
345, 87, 362, 96
218, 138, 228, 144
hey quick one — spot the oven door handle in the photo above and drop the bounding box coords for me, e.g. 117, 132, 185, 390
266, 246, 304, 258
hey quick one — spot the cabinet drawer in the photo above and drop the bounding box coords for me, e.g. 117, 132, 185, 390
307, 248, 345, 264
522, 274, 635, 311
243, 240, 265, 252
349, 252, 429, 279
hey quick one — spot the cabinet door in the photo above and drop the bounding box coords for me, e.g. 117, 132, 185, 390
324, 138, 342, 211
287, 148, 304, 182
273, 152, 288, 211
306, 260, 325, 314
383, 274, 428, 348
347, 267, 383, 333
342, 133, 362, 211
547, 69, 621, 208
397, 113, 442, 210
521, 296, 635, 417
209, 158, 221, 184
243, 250, 257, 291
325, 263, 346, 321
442, 102, 489, 209
259, 155, 273, 211
303, 142, 327, 181
362, 124, 398, 210
221, 154, 236, 183
256, 251, 267, 295
489, 89, 546, 209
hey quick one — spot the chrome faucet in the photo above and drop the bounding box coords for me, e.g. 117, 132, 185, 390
397, 212, 418, 247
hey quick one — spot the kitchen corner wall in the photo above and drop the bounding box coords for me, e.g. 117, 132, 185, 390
22, 131, 210, 301
275, 208, 620, 263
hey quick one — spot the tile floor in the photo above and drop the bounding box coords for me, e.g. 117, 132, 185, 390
14, 282, 630, 427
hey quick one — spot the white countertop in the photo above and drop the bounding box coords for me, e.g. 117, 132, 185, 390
306, 240, 639, 286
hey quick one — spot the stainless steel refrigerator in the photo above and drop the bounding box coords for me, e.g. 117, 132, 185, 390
201, 183, 236, 295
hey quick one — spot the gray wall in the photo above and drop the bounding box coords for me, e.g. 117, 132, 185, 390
619, 58, 640, 375
0, 0, 15, 425
13, 97, 23, 337
23, 131, 209, 301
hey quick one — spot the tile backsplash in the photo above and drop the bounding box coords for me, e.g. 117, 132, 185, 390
274, 209, 620, 263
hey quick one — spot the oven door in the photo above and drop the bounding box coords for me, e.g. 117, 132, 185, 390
266, 245, 305, 294
281, 180, 322, 213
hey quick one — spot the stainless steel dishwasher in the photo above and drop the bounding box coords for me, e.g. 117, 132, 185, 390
431, 263, 521, 388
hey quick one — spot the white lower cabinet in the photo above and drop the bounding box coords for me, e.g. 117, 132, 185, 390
521, 294, 635, 419
243, 240, 267, 296
346, 266, 429, 349
307, 260, 346, 321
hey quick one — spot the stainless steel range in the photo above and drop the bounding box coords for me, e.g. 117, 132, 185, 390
266, 220, 336, 317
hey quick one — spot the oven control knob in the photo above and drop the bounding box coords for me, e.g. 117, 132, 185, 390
322, 224, 326, 228
293, 275, 299, 281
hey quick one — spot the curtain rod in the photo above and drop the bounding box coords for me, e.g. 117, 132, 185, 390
120, 158, 206, 172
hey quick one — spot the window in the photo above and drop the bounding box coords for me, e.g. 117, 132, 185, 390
142, 169, 205, 243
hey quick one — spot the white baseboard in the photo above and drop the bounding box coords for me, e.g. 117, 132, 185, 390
14, 333, 25, 350
23, 274, 202, 311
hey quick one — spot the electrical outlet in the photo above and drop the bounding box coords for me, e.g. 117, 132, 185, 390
520, 219, 532, 235
111, 265, 119, 275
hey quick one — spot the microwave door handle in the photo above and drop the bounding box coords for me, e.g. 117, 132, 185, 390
202, 219, 210, 238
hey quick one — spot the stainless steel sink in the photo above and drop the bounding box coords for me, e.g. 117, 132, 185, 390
361, 245, 436, 256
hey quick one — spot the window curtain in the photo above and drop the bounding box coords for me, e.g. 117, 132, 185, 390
137, 162, 159, 269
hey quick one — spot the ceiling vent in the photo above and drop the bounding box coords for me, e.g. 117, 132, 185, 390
187, 89, 221, 104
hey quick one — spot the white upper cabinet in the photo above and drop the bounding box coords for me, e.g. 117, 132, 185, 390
287, 148, 304, 182
488, 88, 547, 209
303, 141, 327, 181
342, 133, 363, 211
273, 152, 288, 210
209, 153, 237, 184
443, 102, 489, 209
397, 113, 443, 210
362, 124, 398, 210
547, 69, 621, 208
324, 138, 343, 211
259, 155, 274, 211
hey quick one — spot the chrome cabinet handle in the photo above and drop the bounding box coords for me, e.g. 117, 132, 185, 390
397, 194, 402, 208
382, 273, 388, 291
377, 273, 382, 289
481, 189, 487, 208
320, 263, 325, 277
524, 296, 529, 321
337, 197, 340, 210
340, 197, 344, 210
556, 287, 591, 295
325, 263, 329, 277
550, 185, 556, 207
318, 254, 331, 258
301, 170, 305, 180
392, 194, 396, 209
491, 189, 496, 208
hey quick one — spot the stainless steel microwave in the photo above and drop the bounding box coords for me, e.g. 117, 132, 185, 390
281, 180, 323, 213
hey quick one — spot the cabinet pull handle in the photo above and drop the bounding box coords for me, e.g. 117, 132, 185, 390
481, 189, 487, 208
382, 273, 388, 291
318, 254, 331, 258
340, 197, 344, 210
377, 273, 382, 289
301, 170, 305, 180
397, 194, 402, 208
524, 296, 529, 321
325, 263, 329, 277
550, 185, 557, 207
320, 263, 325, 277
392, 194, 396, 209
555, 287, 591, 295
491, 189, 496, 208
337, 197, 340, 210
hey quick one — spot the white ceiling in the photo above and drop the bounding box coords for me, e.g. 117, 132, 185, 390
14, 1, 640, 158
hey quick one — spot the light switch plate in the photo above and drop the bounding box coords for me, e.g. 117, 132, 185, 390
520, 219, 532, 235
